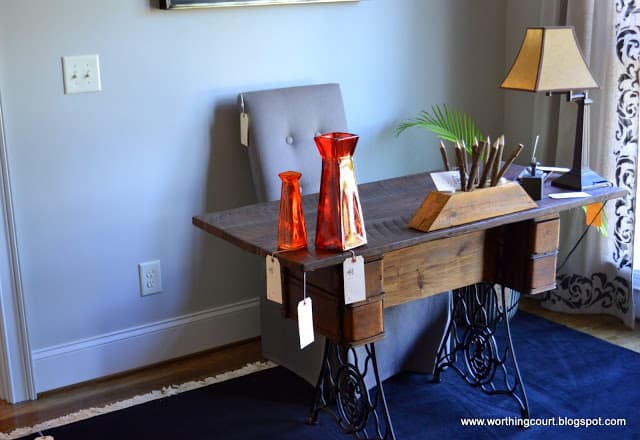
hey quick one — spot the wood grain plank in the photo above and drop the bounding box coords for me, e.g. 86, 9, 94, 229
383, 231, 494, 307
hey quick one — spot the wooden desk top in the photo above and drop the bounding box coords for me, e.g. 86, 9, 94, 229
193, 166, 626, 272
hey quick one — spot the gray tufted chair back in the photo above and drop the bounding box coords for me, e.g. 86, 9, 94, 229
240, 83, 348, 202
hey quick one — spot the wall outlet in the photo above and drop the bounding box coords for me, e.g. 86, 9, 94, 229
138, 260, 162, 296
61, 54, 102, 94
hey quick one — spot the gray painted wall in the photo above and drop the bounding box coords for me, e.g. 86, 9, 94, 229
0, 0, 506, 387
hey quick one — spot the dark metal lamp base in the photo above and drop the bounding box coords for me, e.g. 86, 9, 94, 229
551, 168, 610, 191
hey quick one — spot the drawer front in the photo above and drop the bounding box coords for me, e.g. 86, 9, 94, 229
530, 217, 560, 254
344, 299, 384, 343
499, 215, 560, 294
527, 252, 558, 293
281, 260, 385, 346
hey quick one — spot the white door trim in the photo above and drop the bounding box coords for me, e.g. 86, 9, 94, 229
0, 90, 36, 402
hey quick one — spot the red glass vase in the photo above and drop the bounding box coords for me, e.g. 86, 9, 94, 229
277, 171, 308, 251
314, 132, 367, 251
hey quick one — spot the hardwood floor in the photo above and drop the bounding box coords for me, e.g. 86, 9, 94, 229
519, 296, 640, 353
0, 300, 637, 435
0, 338, 263, 435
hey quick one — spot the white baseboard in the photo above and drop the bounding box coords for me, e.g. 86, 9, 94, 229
31, 298, 260, 393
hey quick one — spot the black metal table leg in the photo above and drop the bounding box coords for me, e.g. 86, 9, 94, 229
433, 282, 530, 419
308, 340, 396, 440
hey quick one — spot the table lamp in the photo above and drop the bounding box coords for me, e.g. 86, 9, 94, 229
501, 26, 606, 190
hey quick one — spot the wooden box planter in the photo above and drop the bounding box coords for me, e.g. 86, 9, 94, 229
409, 182, 537, 232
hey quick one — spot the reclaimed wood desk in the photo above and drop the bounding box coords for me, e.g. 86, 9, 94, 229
193, 166, 625, 439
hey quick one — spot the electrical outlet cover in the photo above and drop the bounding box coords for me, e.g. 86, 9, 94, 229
138, 260, 162, 296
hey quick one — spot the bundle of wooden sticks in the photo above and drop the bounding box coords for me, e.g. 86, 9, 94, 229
438, 136, 524, 192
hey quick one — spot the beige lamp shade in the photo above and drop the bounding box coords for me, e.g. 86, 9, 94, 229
501, 26, 598, 92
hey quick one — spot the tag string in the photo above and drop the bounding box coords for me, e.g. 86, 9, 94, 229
269, 249, 288, 262
303, 272, 307, 300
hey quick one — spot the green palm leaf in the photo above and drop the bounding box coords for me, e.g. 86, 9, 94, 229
395, 105, 483, 153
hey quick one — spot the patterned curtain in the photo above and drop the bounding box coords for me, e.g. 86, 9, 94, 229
540, 0, 639, 327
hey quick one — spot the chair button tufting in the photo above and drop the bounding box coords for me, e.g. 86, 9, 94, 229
285, 136, 294, 145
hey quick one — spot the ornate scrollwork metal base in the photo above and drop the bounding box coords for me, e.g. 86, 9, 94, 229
433, 283, 530, 419
307, 341, 396, 440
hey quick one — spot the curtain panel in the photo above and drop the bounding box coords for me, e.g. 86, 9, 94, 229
539, 0, 639, 327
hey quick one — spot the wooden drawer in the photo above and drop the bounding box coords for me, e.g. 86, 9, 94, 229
530, 217, 560, 254
498, 215, 560, 294
526, 252, 558, 292
281, 259, 384, 346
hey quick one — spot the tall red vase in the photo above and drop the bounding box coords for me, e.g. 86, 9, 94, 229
277, 171, 308, 251
314, 132, 367, 251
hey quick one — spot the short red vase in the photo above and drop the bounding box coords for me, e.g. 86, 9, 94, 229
314, 132, 367, 251
277, 171, 308, 251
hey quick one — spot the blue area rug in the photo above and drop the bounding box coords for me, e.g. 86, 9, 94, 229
21, 312, 640, 439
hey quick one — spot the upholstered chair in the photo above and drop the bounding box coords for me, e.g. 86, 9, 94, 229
239, 83, 451, 385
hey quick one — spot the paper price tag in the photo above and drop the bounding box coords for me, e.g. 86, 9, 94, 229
430, 170, 461, 192
297, 297, 315, 349
265, 255, 282, 304
548, 192, 590, 199
343, 255, 366, 304
240, 112, 249, 147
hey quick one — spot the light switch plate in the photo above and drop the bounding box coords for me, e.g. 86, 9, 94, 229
62, 54, 102, 94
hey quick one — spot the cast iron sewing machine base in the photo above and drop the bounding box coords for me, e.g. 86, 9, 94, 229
433, 282, 530, 419
307, 340, 396, 440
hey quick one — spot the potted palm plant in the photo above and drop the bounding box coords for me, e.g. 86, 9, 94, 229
395, 104, 484, 155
